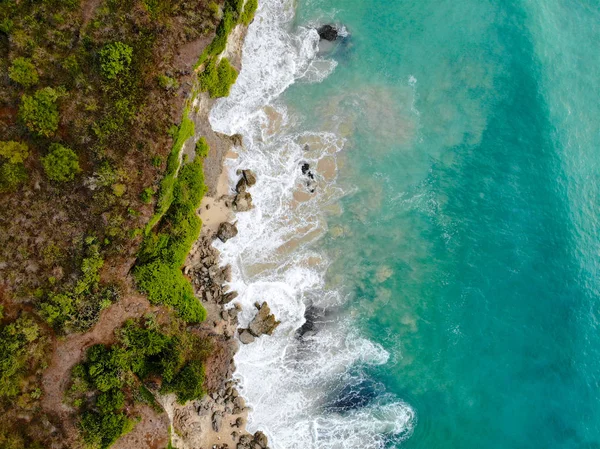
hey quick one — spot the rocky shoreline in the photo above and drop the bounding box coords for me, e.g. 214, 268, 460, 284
161, 166, 277, 449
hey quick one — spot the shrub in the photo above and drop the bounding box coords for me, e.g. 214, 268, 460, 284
9, 57, 39, 87
198, 58, 238, 98
99, 42, 133, 80
162, 360, 205, 404
0, 315, 42, 399
42, 143, 81, 182
19, 87, 61, 137
96, 389, 125, 413
0, 141, 29, 164
79, 410, 134, 449
195, 138, 209, 158
134, 262, 206, 323
241, 0, 258, 25
0, 162, 27, 192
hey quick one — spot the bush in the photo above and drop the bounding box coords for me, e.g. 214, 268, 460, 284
162, 360, 205, 404
134, 262, 206, 323
80, 411, 134, 449
19, 87, 61, 137
42, 143, 81, 182
9, 57, 39, 87
195, 138, 209, 158
0, 315, 42, 399
198, 58, 238, 98
99, 42, 133, 80
0, 141, 29, 164
0, 162, 27, 192
241, 0, 258, 25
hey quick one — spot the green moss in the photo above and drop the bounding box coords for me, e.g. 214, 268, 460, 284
19, 87, 61, 137
198, 57, 238, 98
41, 143, 81, 182
8, 57, 39, 87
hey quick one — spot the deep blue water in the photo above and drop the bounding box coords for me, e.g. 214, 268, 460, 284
286, 0, 600, 447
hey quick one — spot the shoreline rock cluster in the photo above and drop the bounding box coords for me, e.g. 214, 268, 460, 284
169, 169, 276, 449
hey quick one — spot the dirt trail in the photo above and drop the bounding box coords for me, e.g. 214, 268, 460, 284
41, 287, 150, 423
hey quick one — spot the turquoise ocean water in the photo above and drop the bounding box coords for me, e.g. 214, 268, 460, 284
282, 0, 600, 447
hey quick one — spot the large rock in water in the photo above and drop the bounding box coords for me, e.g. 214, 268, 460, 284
317, 24, 339, 41
247, 302, 280, 337
233, 192, 253, 212
217, 222, 238, 242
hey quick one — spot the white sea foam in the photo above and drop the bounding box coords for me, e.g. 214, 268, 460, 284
208, 0, 415, 447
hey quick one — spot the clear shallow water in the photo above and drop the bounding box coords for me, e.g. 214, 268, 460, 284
212, 0, 600, 447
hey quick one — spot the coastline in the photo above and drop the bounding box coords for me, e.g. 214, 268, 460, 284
153, 13, 274, 449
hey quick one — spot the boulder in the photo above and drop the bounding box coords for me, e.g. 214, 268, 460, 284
247, 302, 281, 337
222, 291, 239, 304
236, 177, 248, 193
233, 192, 253, 212
253, 431, 268, 448
242, 169, 257, 187
217, 222, 238, 242
239, 329, 255, 345
317, 24, 339, 41
212, 412, 223, 432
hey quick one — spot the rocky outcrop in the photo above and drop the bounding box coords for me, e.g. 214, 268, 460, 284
239, 302, 280, 342
235, 169, 257, 193
217, 221, 239, 242
318, 24, 339, 41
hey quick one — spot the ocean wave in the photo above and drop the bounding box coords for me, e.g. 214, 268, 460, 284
209, 0, 415, 447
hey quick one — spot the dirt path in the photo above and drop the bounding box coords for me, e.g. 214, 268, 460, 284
41, 287, 150, 430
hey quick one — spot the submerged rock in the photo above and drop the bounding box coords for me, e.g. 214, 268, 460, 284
217, 222, 238, 242
318, 24, 339, 41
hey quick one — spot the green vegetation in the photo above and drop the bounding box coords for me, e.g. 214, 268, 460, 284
0, 162, 28, 192
8, 57, 39, 88
198, 57, 238, 98
71, 317, 209, 447
0, 314, 49, 400
0, 141, 29, 164
147, 111, 195, 231
41, 144, 81, 182
241, 0, 258, 25
99, 42, 134, 80
135, 144, 207, 323
19, 87, 61, 137
195, 137, 210, 158
0, 141, 30, 192
39, 240, 119, 333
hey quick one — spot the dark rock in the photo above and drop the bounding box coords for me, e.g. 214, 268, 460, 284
222, 291, 239, 304
253, 431, 268, 448
318, 24, 339, 41
301, 163, 310, 175
236, 177, 248, 193
247, 302, 281, 337
217, 222, 238, 242
235, 417, 244, 428
239, 329, 255, 344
